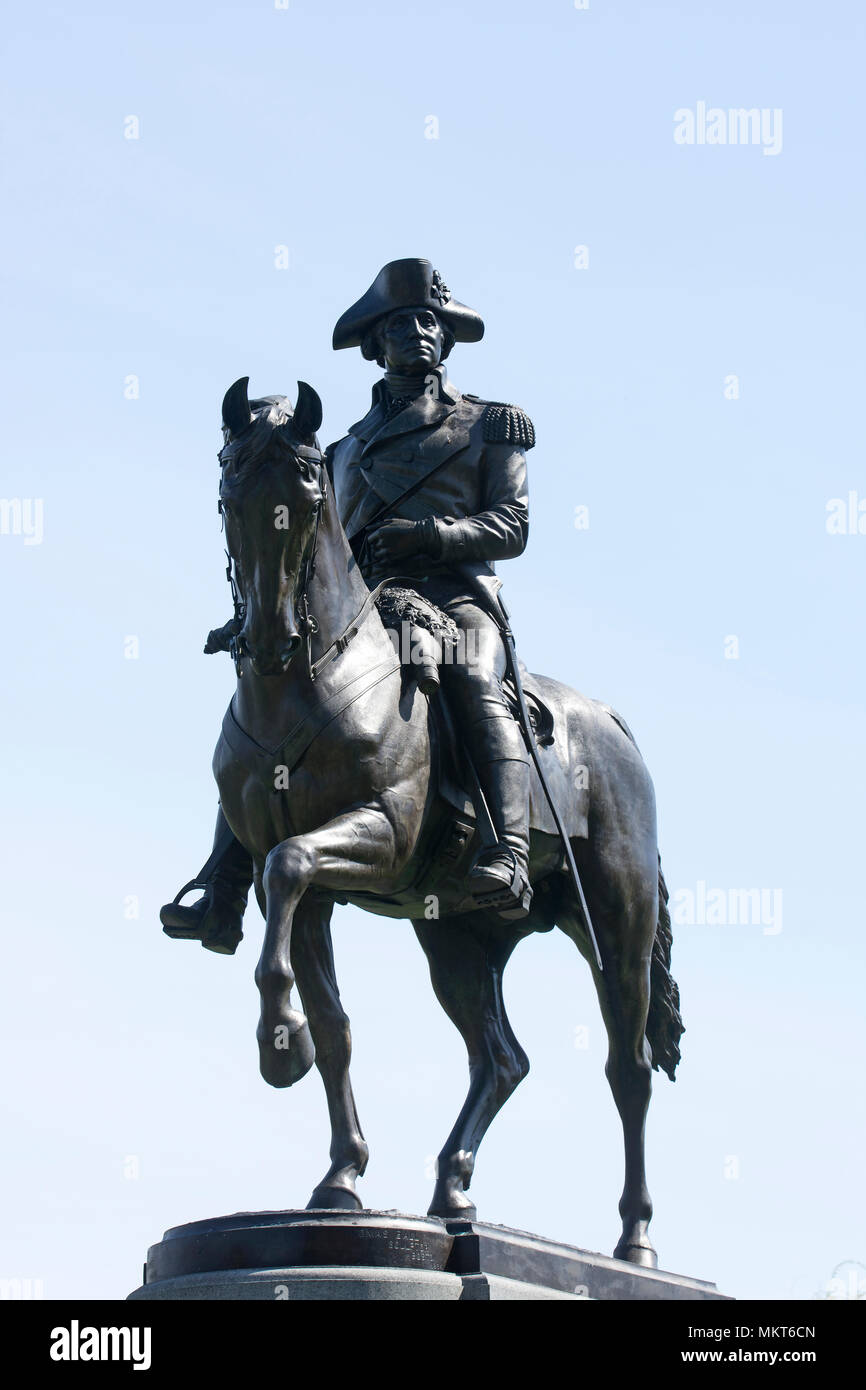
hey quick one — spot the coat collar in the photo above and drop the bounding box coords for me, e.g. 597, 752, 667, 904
348, 365, 461, 448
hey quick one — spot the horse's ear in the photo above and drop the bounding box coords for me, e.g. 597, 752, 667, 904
293, 380, 323, 442
222, 376, 252, 436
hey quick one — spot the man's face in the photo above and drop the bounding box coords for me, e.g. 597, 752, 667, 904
378, 306, 444, 374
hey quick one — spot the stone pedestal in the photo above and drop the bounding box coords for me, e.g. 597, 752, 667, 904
128, 1209, 729, 1302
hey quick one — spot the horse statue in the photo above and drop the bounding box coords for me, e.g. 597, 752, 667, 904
193, 376, 684, 1269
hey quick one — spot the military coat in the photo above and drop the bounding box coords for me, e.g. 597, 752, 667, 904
326, 366, 534, 605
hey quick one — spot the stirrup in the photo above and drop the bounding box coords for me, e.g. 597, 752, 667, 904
160, 876, 209, 932
469, 846, 532, 918
160, 879, 210, 939
171, 876, 209, 907
160, 884, 244, 955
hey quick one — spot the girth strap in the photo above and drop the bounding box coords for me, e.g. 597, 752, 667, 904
221, 656, 401, 779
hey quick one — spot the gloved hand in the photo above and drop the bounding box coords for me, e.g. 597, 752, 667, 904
366, 518, 426, 567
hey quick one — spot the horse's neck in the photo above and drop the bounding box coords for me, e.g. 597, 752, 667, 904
233, 495, 389, 737
306, 497, 371, 657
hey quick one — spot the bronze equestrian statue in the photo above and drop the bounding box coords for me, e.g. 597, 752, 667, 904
160, 259, 684, 1267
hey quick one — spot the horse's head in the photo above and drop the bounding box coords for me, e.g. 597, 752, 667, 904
218, 376, 326, 677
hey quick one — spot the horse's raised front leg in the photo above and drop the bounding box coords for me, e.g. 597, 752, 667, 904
256, 807, 403, 1090
289, 892, 369, 1211
413, 913, 530, 1220
256, 850, 315, 1089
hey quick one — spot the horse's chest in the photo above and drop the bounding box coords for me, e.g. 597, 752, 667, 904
215, 752, 322, 862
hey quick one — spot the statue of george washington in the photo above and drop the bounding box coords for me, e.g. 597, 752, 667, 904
161, 258, 538, 953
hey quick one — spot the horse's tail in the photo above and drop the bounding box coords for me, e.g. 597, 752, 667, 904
646, 856, 684, 1081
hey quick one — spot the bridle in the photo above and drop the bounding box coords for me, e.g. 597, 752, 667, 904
218, 441, 377, 682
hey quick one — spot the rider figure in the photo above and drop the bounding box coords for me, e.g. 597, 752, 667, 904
161, 259, 535, 953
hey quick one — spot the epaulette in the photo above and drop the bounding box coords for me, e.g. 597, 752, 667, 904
479, 400, 536, 449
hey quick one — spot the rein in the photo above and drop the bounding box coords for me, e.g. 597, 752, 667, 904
218, 441, 405, 783
307, 576, 400, 680
219, 443, 395, 683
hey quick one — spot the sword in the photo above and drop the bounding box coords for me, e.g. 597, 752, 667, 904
495, 595, 604, 973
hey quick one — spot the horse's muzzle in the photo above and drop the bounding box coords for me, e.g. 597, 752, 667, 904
245, 633, 301, 676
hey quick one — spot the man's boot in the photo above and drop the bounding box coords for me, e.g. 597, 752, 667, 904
465, 717, 533, 919
160, 808, 253, 955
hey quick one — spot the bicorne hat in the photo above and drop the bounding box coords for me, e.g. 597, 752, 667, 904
332, 258, 485, 350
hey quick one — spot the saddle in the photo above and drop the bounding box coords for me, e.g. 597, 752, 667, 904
375, 587, 588, 848
375, 585, 554, 735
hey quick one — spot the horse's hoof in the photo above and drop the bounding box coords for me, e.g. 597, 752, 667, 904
306, 1184, 363, 1212
427, 1188, 477, 1222
613, 1240, 658, 1269
257, 1010, 315, 1088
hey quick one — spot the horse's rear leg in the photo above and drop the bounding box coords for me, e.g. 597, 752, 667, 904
600, 940, 656, 1267
289, 892, 368, 1210
413, 913, 529, 1220
560, 852, 658, 1267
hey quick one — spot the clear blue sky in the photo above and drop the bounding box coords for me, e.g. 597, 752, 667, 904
1, 0, 863, 1301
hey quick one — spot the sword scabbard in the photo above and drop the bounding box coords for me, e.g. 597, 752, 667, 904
495, 600, 604, 972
